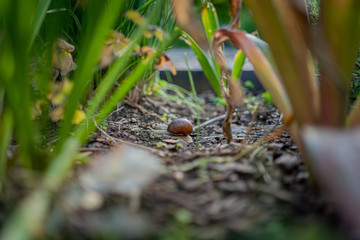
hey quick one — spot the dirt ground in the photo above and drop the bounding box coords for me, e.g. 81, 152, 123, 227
50, 91, 341, 239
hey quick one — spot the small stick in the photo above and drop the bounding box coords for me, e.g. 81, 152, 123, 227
241, 102, 263, 145
94, 121, 167, 156
125, 98, 147, 115
106, 106, 124, 118
193, 114, 227, 131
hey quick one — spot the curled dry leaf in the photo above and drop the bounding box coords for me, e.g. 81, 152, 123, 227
52, 38, 77, 75
47, 79, 74, 106
172, 0, 209, 50
49, 106, 64, 122
126, 10, 166, 42
99, 31, 137, 69
155, 54, 176, 75
49, 106, 86, 124
138, 46, 177, 75
80, 145, 162, 196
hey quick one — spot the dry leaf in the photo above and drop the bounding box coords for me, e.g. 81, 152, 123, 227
50, 106, 64, 122
31, 99, 47, 119
52, 39, 76, 75
99, 31, 135, 68
126, 10, 145, 25
155, 53, 177, 75
80, 145, 161, 196
47, 79, 74, 105
49, 105, 85, 124
72, 109, 86, 124
137, 46, 176, 75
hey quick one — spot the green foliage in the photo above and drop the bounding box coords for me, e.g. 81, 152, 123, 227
149, 77, 203, 116
244, 80, 255, 89
156, 141, 164, 148
162, 112, 178, 121
261, 92, 274, 107
0, 0, 180, 238
307, 0, 320, 24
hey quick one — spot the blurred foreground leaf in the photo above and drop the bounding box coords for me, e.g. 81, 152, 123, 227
80, 145, 161, 195
172, 0, 209, 50
303, 127, 360, 238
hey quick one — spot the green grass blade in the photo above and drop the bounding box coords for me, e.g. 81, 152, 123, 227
232, 49, 245, 79
181, 31, 221, 97
201, 1, 219, 44
85, 30, 147, 119
77, 29, 181, 143
29, 0, 51, 51
0, 0, 45, 169
57, 0, 125, 148
201, 1, 221, 77
0, 107, 13, 183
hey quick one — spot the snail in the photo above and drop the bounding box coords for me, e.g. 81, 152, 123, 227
167, 118, 193, 136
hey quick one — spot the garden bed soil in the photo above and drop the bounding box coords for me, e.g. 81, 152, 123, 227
52, 91, 341, 239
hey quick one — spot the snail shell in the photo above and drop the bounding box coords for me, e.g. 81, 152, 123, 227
167, 118, 193, 136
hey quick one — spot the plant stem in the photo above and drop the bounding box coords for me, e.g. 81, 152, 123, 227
185, 53, 201, 150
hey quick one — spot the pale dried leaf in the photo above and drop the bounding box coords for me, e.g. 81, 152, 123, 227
155, 53, 177, 75
52, 39, 76, 75
49, 106, 64, 122
80, 145, 162, 195
47, 79, 74, 105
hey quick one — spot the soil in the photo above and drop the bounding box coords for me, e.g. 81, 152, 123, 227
44, 90, 341, 239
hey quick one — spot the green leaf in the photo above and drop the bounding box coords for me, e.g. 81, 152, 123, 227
181, 31, 221, 97
244, 80, 254, 88
201, 1, 221, 76
201, 1, 219, 44
57, 0, 125, 148
232, 49, 246, 79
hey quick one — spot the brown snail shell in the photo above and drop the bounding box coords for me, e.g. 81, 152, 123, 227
167, 118, 193, 136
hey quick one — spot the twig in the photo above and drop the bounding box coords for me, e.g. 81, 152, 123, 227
94, 121, 167, 156
125, 98, 147, 115
192, 111, 272, 132
193, 114, 226, 131
231, 113, 289, 162
106, 106, 124, 118
241, 102, 263, 145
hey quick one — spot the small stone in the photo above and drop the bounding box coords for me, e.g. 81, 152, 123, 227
275, 154, 301, 169
173, 172, 184, 181
267, 143, 283, 150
